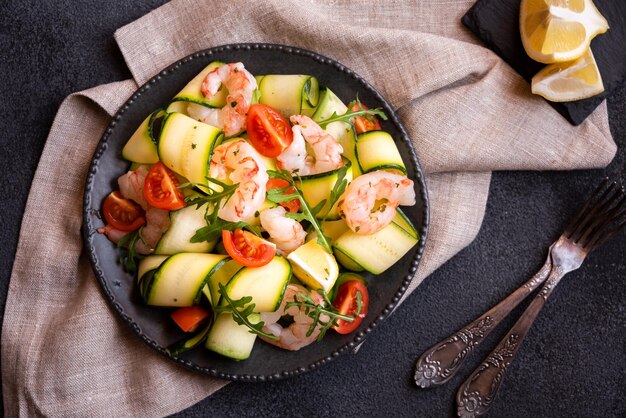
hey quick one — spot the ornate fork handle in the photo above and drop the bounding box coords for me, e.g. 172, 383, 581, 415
456, 265, 565, 417
414, 253, 553, 388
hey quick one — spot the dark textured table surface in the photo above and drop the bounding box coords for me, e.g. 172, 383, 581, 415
1, 2, 624, 417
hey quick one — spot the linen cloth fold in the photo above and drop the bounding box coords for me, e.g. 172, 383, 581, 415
2, 0, 616, 416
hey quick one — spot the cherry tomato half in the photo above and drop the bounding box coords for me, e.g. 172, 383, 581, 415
170, 306, 210, 332
222, 228, 276, 267
266, 178, 300, 213
246, 104, 293, 158
332, 280, 369, 335
102, 191, 145, 232
350, 102, 381, 134
143, 162, 186, 210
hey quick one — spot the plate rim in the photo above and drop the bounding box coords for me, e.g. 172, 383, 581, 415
82, 42, 430, 382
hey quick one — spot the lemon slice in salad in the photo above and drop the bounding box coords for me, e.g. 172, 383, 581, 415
520, 0, 608, 63
531, 48, 604, 102
287, 239, 339, 293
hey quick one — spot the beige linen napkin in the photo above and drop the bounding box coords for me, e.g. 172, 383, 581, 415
2, 0, 616, 416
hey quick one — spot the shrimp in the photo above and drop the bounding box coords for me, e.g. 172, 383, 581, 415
337, 170, 416, 235
194, 62, 257, 137
97, 166, 171, 255
277, 115, 343, 176
259, 284, 329, 351
259, 206, 306, 255
117, 165, 150, 209
209, 139, 268, 222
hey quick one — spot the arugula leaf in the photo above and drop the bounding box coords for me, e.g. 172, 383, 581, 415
215, 283, 279, 340
266, 169, 333, 253
347, 96, 382, 125
117, 228, 145, 275
316, 104, 387, 129
191, 218, 261, 243
321, 164, 349, 222
180, 177, 239, 210
285, 289, 358, 341
180, 177, 261, 244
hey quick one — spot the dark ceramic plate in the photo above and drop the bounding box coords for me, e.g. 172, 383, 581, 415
83, 44, 429, 382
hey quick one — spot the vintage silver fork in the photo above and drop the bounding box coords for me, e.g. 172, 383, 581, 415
413, 178, 625, 416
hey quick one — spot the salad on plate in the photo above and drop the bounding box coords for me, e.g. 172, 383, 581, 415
97, 61, 420, 360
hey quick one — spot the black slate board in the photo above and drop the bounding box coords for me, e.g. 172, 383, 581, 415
462, 0, 626, 125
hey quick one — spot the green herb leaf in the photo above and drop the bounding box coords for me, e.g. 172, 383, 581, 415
316, 105, 387, 128
285, 289, 357, 341
266, 169, 333, 253
320, 164, 349, 222
215, 283, 279, 340
190, 219, 261, 243
251, 88, 262, 105
116, 228, 145, 274
284, 212, 309, 222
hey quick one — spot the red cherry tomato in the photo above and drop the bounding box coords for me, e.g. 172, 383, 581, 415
102, 191, 145, 232
266, 178, 300, 213
143, 162, 186, 210
246, 104, 293, 157
332, 280, 369, 334
350, 102, 381, 134
222, 228, 276, 267
170, 306, 210, 332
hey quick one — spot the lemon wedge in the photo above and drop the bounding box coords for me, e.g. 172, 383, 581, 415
520, 0, 608, 63
287, 239, 339, 293
531, 48, 604, 102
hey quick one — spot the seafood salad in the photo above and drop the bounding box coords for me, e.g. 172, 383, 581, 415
98, 60, 419, 360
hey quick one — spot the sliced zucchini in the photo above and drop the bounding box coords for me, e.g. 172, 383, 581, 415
333, 246, 365, 272
137, 255, 168, 282
121, 109, 165, 163
311, 88, 362, 177
205, 312, 259, 360
222, 255, 291, 312
169, 61, 227, 109
356, 130, 406, 174
332, 221, 418, 275
166, 321, 212, 357
392, 208, 418, 240
158, 112, 223, 188
258, 75, 319, 117
297, 160, 352, 220
141, 253, 229, 307
207, 259, 245, 307
154, 204, 217, 255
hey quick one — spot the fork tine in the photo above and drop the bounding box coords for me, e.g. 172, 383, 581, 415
576, 184, 624, 247
585, 191, 626, 250
564, 178, 612, 239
